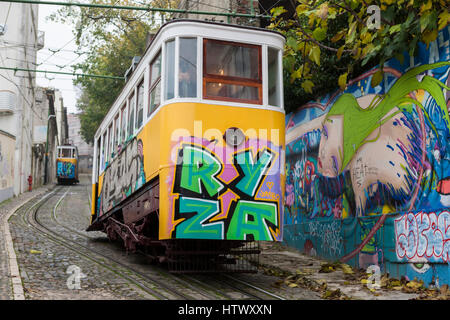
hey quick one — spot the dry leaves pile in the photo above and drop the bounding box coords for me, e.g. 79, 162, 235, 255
261, 260, 450, 300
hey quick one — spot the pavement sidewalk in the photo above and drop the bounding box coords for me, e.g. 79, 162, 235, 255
0, 185, 53, 300
258, 241, 423, 300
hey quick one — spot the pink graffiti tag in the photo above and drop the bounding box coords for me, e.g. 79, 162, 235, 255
395, 210, 450, 263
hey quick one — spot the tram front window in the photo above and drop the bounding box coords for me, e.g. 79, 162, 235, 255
203, 39, 261, 104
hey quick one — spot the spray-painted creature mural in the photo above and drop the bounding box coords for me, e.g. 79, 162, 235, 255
168, 136, 283, 241
284, 26, 450, 286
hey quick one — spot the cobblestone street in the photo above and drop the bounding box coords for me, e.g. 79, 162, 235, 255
0, 174, 437, 301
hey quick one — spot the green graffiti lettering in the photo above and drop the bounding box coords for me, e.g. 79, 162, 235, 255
235, 149, 273, 196
176, 197, 223, 239
227, 200, 277, 241
179, 145, 224, 197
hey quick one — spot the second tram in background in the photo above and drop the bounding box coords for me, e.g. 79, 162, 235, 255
87, 19, 285, 273
56, 145, 79, 185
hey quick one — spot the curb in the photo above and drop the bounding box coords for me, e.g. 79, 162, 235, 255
1, 188, 52, 300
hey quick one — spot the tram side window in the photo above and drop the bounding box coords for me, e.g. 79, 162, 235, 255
128, 93, 135, 139
165, 39, 175, 100
114, 115, 119, 152
108, 124, 114, 159
203, 39, 262, 104
268, 47, 281, 107
101, 132, 107, 171
120, 104, 127, 144
136, 80, 144, 129
179, 38, 197, 98
148, 52, 161, 116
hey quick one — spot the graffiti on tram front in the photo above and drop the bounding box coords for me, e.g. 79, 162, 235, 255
57, 161, 75, 178
168, 136, 283, 241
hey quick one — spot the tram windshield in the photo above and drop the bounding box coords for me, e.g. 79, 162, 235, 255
203, 39, 261, 104
57, 147, 75, 158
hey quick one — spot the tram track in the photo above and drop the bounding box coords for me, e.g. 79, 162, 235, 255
15, 187, 183, 300
57, 181, 287, 300
44, 185, 223, 300
11, 183, 288, 300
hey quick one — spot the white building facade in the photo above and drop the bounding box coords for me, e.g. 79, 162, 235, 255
0, 2, 44, 200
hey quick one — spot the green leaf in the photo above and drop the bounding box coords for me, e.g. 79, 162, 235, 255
422, 29, 438, 48
371, 70, 384, 88
338, 73, 347, 90
270, 6, 287, 18
301, 80, 315, 93
313, 27, 327, 41
420, 11, 434, 32
309, 46, 321, 65
389, 24, 402, 34
337, 45, 345, 60
286, 36, 297, 49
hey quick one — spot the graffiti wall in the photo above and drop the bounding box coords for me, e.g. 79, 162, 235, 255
284, 26, 450, 286
0, 131, 15, 203
167, 136, 283, 241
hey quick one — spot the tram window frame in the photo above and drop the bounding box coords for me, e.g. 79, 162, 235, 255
101, 132, 107, 171
136, 78, 145, 129
113, 114, 119, 154
202, 38, 262, 105
108, 123, 113, 160
120, 104, 127, 145
127, 92, 135, 140
178, 37, 197, 98
268, 47, 281, 107
165, 39, 175, 101
148, 51, 161, 116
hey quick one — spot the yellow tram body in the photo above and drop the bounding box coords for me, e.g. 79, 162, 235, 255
56, 145, 79, 184
89, 20, 285, 250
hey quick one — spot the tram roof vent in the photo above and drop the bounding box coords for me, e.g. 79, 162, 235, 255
124, 56, 141, 82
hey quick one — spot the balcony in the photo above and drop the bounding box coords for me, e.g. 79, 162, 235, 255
0, 90, 16, 115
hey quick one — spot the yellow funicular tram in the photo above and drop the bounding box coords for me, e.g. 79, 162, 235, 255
88, 19, 285, 272
56, 144, 79, 185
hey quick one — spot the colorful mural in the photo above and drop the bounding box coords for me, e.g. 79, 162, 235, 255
168, 136, 283, 241
284, 26, 450, 286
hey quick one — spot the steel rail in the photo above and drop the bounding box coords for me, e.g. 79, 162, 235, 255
48, 185, 215, 300
19, 188, 174, 300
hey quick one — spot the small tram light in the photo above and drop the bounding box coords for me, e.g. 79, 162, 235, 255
223, 127, 245, 147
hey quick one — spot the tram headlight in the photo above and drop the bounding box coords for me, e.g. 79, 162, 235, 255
224, 127, 245, 147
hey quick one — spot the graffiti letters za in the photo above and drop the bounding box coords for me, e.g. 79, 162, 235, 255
98, 138, 146, 215
171, 141, 282, 241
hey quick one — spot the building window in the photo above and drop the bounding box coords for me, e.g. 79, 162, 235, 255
203, 39, 262, 104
